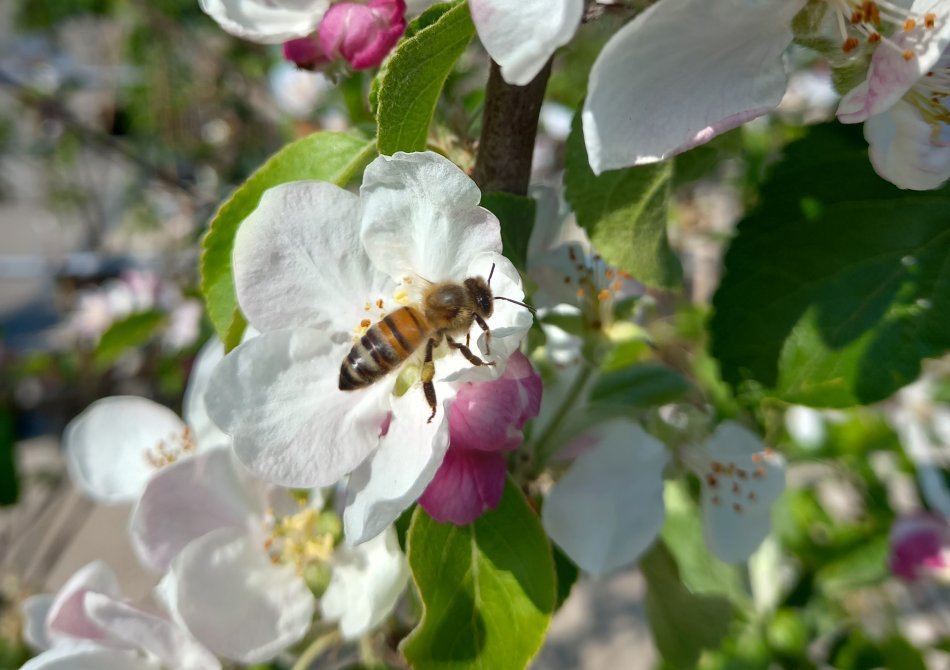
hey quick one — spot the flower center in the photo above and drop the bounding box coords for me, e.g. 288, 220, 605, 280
907, 52, 950, 136
682, 447, 779, 513
562, 244, 631, 330
143, 426, 196, 468
824, 0, 939, 59
261, 505, 340, 574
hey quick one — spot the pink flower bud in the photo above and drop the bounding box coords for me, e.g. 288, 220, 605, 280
419, 352, 542, 525
283, 35, 332, 70
889, 513, 950, 582
319, 0, 406, 70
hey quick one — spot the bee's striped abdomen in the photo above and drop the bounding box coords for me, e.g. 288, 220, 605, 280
339, 307, 430, 391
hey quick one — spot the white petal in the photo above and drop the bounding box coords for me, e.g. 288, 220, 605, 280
583, 0, 802, 173
439, 252, 532, 383
698, 422, 786, 564
360, 152, 503, 283
206, 328, 391, 488
20, 645, 159, 670
130, 448, 259, 572
864, 100, 950, 190
343, 387, 452, 544
166, 528, 314, 664
233, 181, 394, 335
198, 0, 330, 44
469, 0, 583, 85
542, 420, 669, 576
21, 594, 54, 651
83, 593, 221, 670
182, 338, 230, 448
321, 526, 409, 639
46, 561, 121, 645
838, 3, 950, 123
64, 397, 186, 504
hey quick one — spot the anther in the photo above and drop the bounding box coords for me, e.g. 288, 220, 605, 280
869, 32, 882, 43
733, 503, 743, 513
904, 18, 917, 30
706, 474, 718, 487
903, 49, 915, 61
843, 36, 861, 53
360, 319, 371, 328
597, 289, 611, 302
926, 12, 936, 27
376, 298, 385, 309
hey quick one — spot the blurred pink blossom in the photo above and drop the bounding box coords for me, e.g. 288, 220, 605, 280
889, 513, 950, 582
419, 351, 542, 525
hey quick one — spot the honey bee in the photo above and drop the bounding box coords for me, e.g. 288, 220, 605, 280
338, 264, 532, 423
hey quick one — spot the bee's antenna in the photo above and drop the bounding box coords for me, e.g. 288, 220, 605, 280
487, 262, 496, 286
495, 296, 536, 313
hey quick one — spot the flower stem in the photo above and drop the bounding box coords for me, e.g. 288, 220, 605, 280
532, 363, 595, 469
472, 59, 553, 196
291, 629, 341, 670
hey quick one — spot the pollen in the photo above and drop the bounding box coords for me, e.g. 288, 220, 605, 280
360, 319, 371, 328
263, 507, 338, 574
904, 17, 917, 30
403, 276, 413, 285
364, 302, 371, 311
376, 298, 385, 309
144, 427, 196, 469
903, 49, 915, 61
842, 36, 860, 53
394, 289, 411, 305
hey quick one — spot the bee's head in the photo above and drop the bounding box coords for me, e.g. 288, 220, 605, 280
464, 276, 494, 318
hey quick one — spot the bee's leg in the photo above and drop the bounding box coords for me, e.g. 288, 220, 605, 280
473, 314, 492, 356
446, 334, 495, 367
422, 337, 438, 423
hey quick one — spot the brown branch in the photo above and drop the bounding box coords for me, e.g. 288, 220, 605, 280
472, 59, 552, 196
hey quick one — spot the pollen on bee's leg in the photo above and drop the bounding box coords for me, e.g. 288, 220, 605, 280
394, 288, 411, 305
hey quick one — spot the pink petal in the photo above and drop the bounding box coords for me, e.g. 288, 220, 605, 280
418, 448, 507, 525
448, 351, 542, 453
282, 35, 331, 70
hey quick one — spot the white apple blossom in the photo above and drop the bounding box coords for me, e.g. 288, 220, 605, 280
582, 0, 950, 174
130, 448, 408, 658
543, 420, 785, 574
837, 5, 950, 189
468, 0, 584, 86
63, 338, 229, 504
20, 561, 219, 670
205, 151, 531, 544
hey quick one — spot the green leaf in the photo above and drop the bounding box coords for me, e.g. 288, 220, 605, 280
0, 407, 17, 506
641, 542, 734, 669
200, 131, 376, 342
710, 123, 950, 407
564, 113, 681, 289
375, 1, 474, 155
403, 479, 555, 670
552, 544, 579, 610
660, 482, 748, 607
590, 363, 691, 408
94, 310, 166, 366
480, 192, 536, 274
